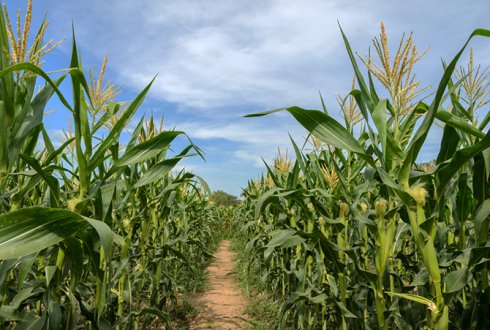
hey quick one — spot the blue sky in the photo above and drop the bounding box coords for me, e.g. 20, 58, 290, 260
4, 0, 490, 196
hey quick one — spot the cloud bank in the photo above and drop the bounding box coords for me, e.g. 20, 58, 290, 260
19, 0, 490, 194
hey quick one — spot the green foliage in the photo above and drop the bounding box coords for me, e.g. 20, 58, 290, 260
237, 26, 490, 330
0, 2, 222, 328
210, 190, 240, 207
231, 236, 295, 330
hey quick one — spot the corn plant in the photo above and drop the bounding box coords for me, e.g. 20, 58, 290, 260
0, 2, 221, 328
238, 24, 490, 329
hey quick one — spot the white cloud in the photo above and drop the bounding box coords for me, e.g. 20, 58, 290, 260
32, 0, 490, 194
175, 119, 296, 144
233, 150, 265, 168
48, 0, 378, 112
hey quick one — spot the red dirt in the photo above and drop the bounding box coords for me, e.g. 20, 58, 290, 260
190, 240, 250, 330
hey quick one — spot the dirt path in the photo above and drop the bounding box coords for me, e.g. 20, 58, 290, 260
190, 240, 250, 330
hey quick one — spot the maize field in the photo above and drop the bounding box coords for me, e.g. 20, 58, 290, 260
0, 2, 223, 328
1, 1, 490, 329
236, 24, 490, 330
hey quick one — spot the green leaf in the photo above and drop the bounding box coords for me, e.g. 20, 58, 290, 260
0, 63, 73, 111
436, 125, 460, 164
134, 157, 182, 188
436, 109, 485, 139
279, 289, 331, 327
14, 313, 45, 330
437, 131, 490, 198
0, 207, 112, 260
45, 265, 57, 287
10, 76, 65, 164
19, 154, 60, 208
468, 247, 490, 267
264, 229, 304, 261
99, 180, 116, 222
254, 187, 281, 220
191, 173, 211, 194
0, 208, 85, 260
444, 267, 470, 293
376, 167, 415, 206
400, 28, 490, 184
247, 106, 374, 166
387, 292, 437, 312
115, 131, 184, 167
89, 77, 156, 172
85, 217, 114, 260
311, 228, 344, 273
410, 268, 430, 286
456, 173, 472, 226
47, 298, 61, 329
475, 199, 490, 245
484, 148, 490, 180
479, 105, 490, 130
0, 305, 23, 321
266, 229, 299, 248
372, 99, 388, 162
336, 301, 357, 318
136, 308, 170, 329
10, 287, 35, 309
16, 253, 37, 291
288, 107, 371, 159
474, 152, 490, 203
338, 24, 374, 111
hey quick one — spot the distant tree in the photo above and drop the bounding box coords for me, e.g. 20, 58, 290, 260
209, 190, 240, 207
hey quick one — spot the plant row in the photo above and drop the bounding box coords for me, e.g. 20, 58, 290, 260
235, 25, 490, 329
0, 2, 221, 328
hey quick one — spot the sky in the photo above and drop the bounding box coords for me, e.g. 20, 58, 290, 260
4, 0, 490, 196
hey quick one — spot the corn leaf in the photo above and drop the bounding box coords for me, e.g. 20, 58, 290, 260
0, 207, 112, 260
474, 199, 490, 245
400, 28, 490, 184
437, 131, 490, 198
387, 292, 437, 312
116, 131, 184, 167
444, 268, 471, 293
88, 78, 155, 172
247, 106, 374, 166
134, 157, 182, 188
436, 110, 485, 139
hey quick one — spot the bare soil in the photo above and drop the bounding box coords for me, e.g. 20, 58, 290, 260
190, 240, 250, 330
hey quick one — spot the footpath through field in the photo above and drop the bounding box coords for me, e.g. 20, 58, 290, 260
190, 240, 250, 330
